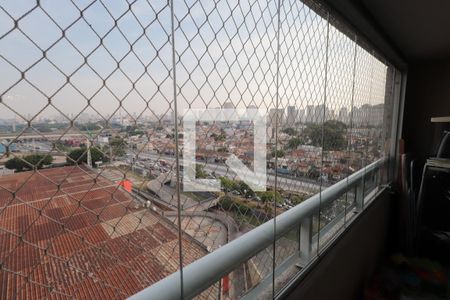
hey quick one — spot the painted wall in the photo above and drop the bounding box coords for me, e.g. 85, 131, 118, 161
402, 60, 450, 161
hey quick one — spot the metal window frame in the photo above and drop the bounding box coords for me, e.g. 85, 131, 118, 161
273, 183, 390, 300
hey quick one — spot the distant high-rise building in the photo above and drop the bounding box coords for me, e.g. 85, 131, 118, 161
338, 107, 349, 123
306, 105, 315, 123
298, 108, 306, 123
370, 104, 384, 126
286, 106, 297, 126
268, 108, 284, 138
352, 106, 362, 126
351, 104, 384, 127
313, 104, 327, 124
269, 108, 284, 127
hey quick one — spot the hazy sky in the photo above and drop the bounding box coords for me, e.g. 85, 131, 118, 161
0, 0, 388, 122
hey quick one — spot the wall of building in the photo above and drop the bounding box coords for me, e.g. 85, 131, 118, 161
402, 60, 450, 161
283, 190, 393, 300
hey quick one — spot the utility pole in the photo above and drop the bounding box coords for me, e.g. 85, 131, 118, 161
86, 138, 92, 168
86, 128, 93, 168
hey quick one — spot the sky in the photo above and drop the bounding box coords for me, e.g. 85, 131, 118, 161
0, 0, 389, 123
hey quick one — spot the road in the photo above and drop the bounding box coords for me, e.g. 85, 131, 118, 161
139, 157, 306, 298
131, 151, 324, 193
0, 132, 87, 140
146, 173, 200, 209
20, 141, 53, 152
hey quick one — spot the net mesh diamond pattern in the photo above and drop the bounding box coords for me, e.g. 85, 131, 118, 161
0, 0, 397, 299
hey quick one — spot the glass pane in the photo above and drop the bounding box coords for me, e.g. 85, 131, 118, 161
0, 0, 399, 298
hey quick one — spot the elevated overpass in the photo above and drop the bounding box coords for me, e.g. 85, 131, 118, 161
0, 131, 90, 141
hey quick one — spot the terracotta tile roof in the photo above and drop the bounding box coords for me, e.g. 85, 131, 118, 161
0, 166, 214, 299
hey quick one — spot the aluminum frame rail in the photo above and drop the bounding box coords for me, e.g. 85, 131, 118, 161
129, 158, 387, 300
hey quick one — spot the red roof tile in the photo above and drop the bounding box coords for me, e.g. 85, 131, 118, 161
0, 166, 211, 299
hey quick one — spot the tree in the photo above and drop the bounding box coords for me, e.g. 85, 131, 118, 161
257, 190, 283, 212
24, 154, 53, 168
67, 147, 107, 167
195, 164, 208, 179
125, 125, 145, 136
219, 176, 237, 192
291, 194, 305, 205
237, 181, 255, 198
218, 195, 233, 210
5, 157, 23, 170
282, 127, 298, 136
271, 149, 285, 158
218, 195, 251, 216
286, 137, 303, 150
258, 191, 283, 204
109, 136, 126, 157
77, 122, 101, 131
305, 120, 347, 151
5, 154, 53, 171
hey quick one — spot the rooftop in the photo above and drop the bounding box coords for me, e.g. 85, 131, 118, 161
0, 166, 212, 299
